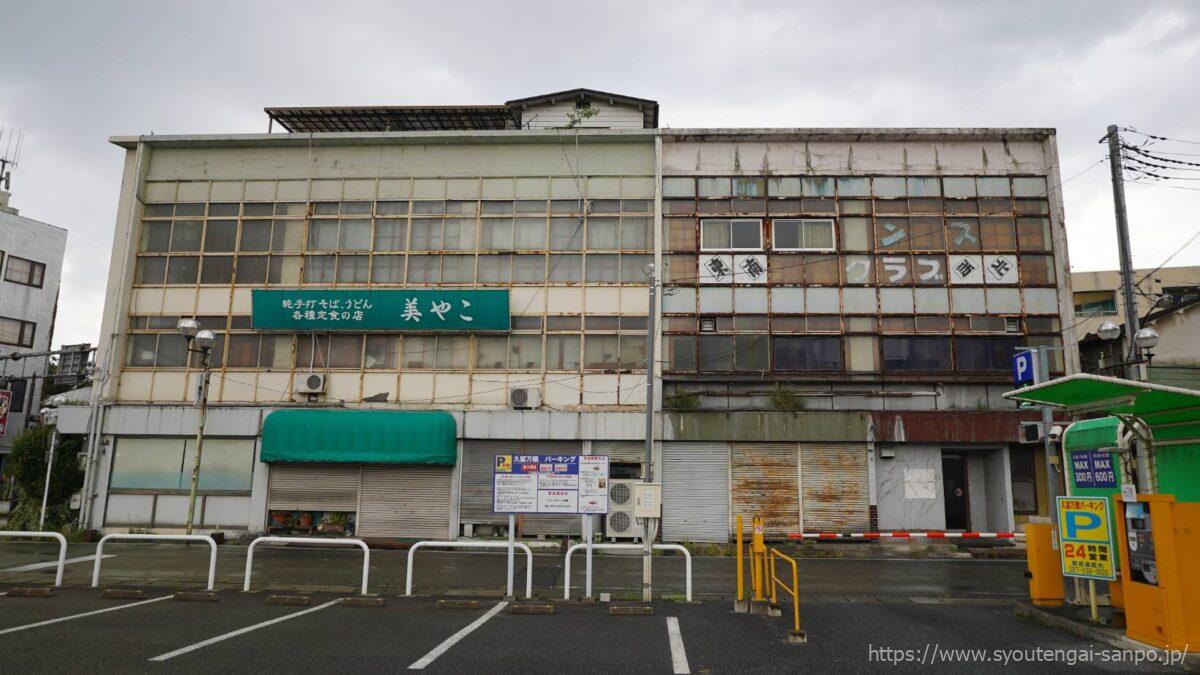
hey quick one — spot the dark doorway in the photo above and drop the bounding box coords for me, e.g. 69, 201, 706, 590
941, 453, 969, 530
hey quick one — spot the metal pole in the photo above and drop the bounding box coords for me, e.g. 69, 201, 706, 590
506, 513, 515, 599
1105, 124, 1140, 379
642, 265, 658, 602
584, 514, 594, 599
1036, 347, 1057, 512
38, 429, 58, 530
184, 356, 210, 535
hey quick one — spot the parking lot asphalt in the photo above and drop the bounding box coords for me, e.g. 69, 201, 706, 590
0, 588, 1178, 673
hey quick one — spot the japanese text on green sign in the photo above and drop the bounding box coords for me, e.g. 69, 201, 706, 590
251, 289, 509, 332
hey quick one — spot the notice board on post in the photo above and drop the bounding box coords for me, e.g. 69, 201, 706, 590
1056, 496, 1117, 580
492, 455, 609, 515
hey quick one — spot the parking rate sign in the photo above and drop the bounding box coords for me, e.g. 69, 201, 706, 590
1056, 496, 1116, 580
492, 455, 609, 515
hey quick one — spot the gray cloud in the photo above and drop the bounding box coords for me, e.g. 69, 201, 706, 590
2, 0, 1198, 346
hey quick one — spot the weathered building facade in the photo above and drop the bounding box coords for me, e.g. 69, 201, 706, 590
65, 90, 1076, 540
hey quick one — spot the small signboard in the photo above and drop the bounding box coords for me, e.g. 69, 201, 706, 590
1071, 449, 1117, 489
493, 455, 609, 515
0, 389, 11, 437
1012, 350, 1036, 387
1056, 496, 1117, 580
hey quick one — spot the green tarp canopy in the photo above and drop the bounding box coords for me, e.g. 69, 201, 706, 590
1003, 369, 1200, 449
1003, 373, 1200, 430
261, 409, 457, 466
1062, 416, 1121, 453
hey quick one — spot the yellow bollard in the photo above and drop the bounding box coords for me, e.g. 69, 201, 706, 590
735, 515, 745, 607
752, 516, 766, 602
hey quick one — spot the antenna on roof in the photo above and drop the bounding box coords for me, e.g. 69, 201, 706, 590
0, 127, 24, 192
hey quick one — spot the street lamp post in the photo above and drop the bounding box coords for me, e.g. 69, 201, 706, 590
1095, 321, 1160, 494
177, 318, 215, 536
1095, 321, 1159, 381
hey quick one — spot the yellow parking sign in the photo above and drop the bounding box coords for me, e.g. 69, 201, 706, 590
1056, 496, 1116, 580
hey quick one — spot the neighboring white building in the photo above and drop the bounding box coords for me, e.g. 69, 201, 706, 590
0, 189, 68, 459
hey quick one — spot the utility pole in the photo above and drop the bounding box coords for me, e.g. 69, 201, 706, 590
642, 263, 658, 602
1104, 125, 1141, 380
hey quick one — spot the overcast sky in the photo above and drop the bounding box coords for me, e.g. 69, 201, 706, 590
2, 1, 1199, 346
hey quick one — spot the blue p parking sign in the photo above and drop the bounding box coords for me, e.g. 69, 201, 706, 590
1012, 350, 1036, 387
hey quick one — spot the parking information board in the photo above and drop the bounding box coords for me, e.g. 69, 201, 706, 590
493, 455, 609, 515
1056, 496, 1117, 580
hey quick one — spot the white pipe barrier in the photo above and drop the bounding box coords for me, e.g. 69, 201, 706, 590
564, 543, 692, 602
92, 534, 218, 590
405, 541, 534, 599
0, 531, 68, 587
244, 536, 371, 595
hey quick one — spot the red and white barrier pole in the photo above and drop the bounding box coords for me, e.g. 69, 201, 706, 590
787, 531, 1023, 540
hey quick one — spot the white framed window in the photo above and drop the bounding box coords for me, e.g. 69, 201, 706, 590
700, 218, 762, 251
772, 219, 835, 251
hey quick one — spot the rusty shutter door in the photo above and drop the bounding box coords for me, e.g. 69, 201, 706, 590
267, 464, 359, 512
460, 440, 511, 529
663, 443, 730, 543
731, 444, 799, 539
357, 466, 452, 539
801, 445, 869, 532
519, 440, 584, 536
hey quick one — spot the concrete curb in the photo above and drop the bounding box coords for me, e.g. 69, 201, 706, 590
1013, 602, 1200, 672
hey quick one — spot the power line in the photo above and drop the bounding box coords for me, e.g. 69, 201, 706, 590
1135, 225, 1200, 286
1122, 126, 1200, 147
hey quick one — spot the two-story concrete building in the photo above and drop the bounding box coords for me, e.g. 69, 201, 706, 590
65, 89, 1076, 540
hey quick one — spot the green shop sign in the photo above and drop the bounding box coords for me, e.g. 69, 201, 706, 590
251, 289, 509, 332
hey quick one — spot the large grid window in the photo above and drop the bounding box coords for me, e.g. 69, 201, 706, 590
134, 197, 653, 288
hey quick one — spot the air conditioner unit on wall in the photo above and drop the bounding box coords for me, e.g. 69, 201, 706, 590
605, 479, 645, 541
509, 387, 540, 409
294, 372, 326, 394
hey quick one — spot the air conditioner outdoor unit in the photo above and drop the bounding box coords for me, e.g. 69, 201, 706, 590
294, 372, 327, 394
605, 479, 645, 541
509, 387, 541, 409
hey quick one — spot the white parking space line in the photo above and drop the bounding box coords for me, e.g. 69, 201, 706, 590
667, 617, 690, 674
408, 601, 508, 670
2, 554, 114, 573
0, 595, 172, 635
149, 598, 343, 662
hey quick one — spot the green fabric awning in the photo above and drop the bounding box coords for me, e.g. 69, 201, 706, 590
1062, 416, 1120, 452
261, 410, 457, 465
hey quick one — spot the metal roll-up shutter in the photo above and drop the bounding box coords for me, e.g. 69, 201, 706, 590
267, 464, 360, 512
519, 440, 584, 536
801, 445, 869, 532
357, 466, 453, 539
732, 443, 799, 539
663, 443, 730, 543
461, 440, 511, 528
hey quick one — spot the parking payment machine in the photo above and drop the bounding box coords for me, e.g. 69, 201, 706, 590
1113, 494, 1200, 650
1123, 501, 1158, 586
